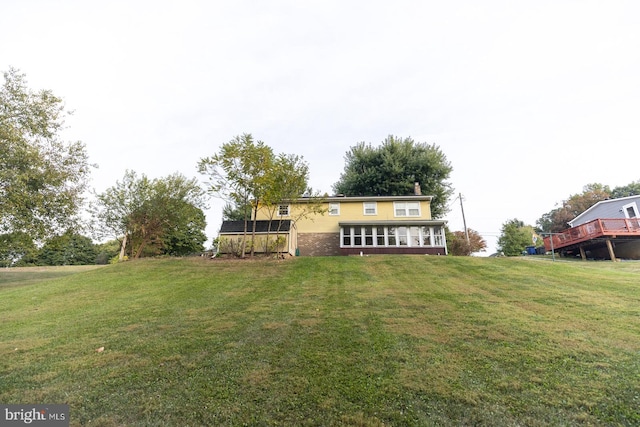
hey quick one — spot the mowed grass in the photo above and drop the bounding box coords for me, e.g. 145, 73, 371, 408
1, 257, 639, 426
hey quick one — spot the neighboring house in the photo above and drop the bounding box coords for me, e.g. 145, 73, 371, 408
543, 195, 640, 261
218, 184, 448, 256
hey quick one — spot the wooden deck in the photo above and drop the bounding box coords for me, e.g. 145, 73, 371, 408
544, 218, 640, 251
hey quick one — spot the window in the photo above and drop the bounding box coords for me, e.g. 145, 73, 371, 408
329, 203, 340, 216
398, 227, 408, 246
364, 226, 374, 246
387, 227, 397, 246
422, 227, 432, 246
409, 226, 421, 247
394, 201, 420, 217
353, 227, 362, 245
363, 202, 377, 215
433, 227, 444, 246
622, 202, 639, 218
342, 228, 351, 246
339, 225, 444, 248
376, 227, 385, 246
278, 205, 290, 216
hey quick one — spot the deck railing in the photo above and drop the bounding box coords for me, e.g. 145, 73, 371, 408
544, 218, 640, 251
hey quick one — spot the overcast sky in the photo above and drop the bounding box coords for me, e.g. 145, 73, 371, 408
3, 0, 639, 254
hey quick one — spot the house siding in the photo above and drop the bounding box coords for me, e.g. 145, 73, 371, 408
570, 196, 640, 226
245, 196, 447, 257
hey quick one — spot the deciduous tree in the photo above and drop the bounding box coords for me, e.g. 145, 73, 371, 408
93, 171, 207, 259
447, 228, 487, 256
36, 232, 97, 266
0, 231, 37, 267
498, 219, 537, 256
537, 183, 611, 233
198, 134, 273, 257
611, 180, 640, 198
0, 68, 91, 239
333, 136, 453, 218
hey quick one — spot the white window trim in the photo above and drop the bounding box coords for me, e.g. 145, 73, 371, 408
277, 204, 290, 217
622, 202, 639, 218
363, 202, 377, 216
394, 201, 421, 217
339, 225, 446, 248
329, 202, 340, 216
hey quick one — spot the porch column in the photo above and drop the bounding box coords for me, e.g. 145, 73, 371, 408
605, 239, 618, 262
579, 246, 586, 261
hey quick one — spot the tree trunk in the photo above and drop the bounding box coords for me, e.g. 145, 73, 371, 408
250, 203, 258, 257
118, 234, 128, 262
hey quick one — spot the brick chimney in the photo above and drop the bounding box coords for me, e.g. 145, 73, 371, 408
414, 182, 421, 196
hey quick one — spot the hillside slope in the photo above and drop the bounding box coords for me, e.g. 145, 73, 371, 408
1, 256, 639, 426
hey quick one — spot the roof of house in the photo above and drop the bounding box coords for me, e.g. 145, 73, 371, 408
285, 195, 433, 203
219, 220, 292, 234
569, 195, 640, 227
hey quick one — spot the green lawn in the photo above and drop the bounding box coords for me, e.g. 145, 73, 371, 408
1, 256, 639, 426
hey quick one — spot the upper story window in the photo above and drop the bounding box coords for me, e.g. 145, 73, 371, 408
363, 202, 377, 215
329, 202, 340, 216
394, 201, 420, 217
278, 204, 290, 216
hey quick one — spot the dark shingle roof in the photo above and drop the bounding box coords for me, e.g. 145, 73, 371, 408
219, 220, 291, 234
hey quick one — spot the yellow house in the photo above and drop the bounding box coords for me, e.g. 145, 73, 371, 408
219, 189, 448, 256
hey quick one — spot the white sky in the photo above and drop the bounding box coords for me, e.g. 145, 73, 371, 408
3, 0, 639, 254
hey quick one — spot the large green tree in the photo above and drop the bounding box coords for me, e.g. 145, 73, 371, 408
36, 232, 97, 266
93, 171, 207, 259
332, 136, 453, 218
0, 68, 91, 240
498, 219, 537, 256
0, 231, 37, 267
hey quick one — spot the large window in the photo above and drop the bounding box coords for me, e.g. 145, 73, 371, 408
340, 225, 445, 248
394, 201, 420, 217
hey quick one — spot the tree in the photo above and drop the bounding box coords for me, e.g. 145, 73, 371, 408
0, 231, 37, 267
93, 171, 208, 259
0, 68, 91, 240
259, 153, 325, 255
447, 228, 487, 256
222, 200, 251, 221
497, 219, 537, 256
198, 134, 274, 257
611, 180, 640, 198
537, 183, 611, 233
332, 135, 453, 218
199, 134, 321, 257
36, 232, 97, 266
95, 239, 121, 264
162, 201, 207, 256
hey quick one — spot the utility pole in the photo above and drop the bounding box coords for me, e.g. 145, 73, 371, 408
460, 193, 470, 245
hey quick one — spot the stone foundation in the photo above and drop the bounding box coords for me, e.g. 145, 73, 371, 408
297, 233, 341, 256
